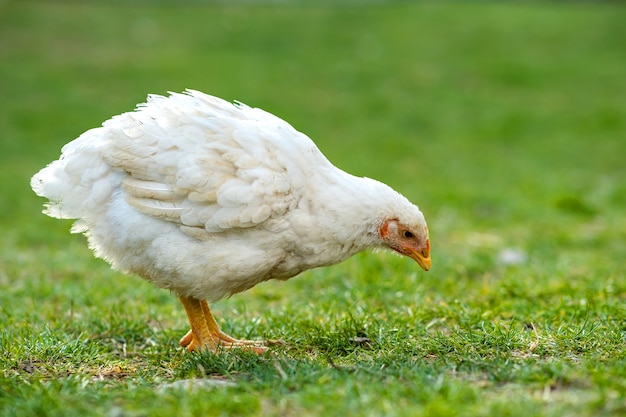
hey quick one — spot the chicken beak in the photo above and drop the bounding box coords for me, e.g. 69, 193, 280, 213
407, 240, 431, 271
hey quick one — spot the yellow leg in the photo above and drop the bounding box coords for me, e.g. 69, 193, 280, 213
178, 296, 267, 354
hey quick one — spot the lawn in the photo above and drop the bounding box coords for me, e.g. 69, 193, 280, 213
1, 1, 626, 416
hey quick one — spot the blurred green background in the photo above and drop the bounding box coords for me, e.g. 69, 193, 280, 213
2, 1, 625, 246
1, 1, 625, 415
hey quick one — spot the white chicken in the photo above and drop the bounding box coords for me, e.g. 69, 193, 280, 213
31, 90, 431, 354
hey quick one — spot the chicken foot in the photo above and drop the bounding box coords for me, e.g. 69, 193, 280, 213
178, 296, 267, 354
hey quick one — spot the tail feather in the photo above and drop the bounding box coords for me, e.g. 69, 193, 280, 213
31, 129, 117, 223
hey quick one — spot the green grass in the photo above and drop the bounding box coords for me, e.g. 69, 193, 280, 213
1, 1, 626, 416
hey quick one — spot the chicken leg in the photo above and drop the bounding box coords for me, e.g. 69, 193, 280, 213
178, 296, 267, 354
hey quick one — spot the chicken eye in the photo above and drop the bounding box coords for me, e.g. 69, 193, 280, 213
402, 230, 414, 239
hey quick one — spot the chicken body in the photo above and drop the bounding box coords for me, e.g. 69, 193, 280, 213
31, 90, 430, 353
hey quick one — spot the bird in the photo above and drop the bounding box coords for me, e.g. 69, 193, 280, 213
31, 90, 431, 354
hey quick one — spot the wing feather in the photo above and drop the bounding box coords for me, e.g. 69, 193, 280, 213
101, 90, 331, 234
126, 196, 184, 221
121, 177, 182, 201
